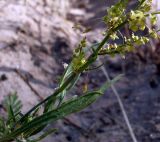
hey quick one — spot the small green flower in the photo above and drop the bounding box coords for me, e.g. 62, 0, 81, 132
72, 51, 86, 71
131, 33, 149, 46
150, 14, 157, 25
129, 10, 146, 31
149, 28, 158, 38
110, 32, 119, 40
140, 0, 152, 12
103, 1, 126, 30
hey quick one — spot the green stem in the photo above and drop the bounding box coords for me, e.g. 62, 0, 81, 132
18, 73, 77, 124
78, 20, 127, 72
145, 11, 160, 16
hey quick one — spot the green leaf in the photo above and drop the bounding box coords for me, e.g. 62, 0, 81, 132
30, 128, 57, 142
3, 92, 22, 124
59, 62, 73, 85
18, 73, 77, 126
0, 117, 6, 136
57, 62, 80, 106
1, 91, 103, 141
0, 75, 117, 142
99, 74, 123, 93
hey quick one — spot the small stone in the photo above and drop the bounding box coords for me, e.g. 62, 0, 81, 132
0, 74, 7, 81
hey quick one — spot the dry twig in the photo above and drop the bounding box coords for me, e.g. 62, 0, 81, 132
98, 58, 138, 142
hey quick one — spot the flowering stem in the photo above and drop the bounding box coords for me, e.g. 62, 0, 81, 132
145, 11, 160, 16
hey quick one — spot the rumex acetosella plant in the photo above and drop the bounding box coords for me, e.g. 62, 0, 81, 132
0, 0, 159, 141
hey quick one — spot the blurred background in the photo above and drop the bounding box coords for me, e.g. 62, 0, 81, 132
0, 0, 160, 141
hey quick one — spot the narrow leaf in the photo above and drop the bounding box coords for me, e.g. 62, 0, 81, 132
1, 91, 102, 141
3, 92, 22, 123
99, 74, 123, 93
31, 128, 57, 142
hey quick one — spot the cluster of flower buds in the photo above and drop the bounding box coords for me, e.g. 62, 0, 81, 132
72, 37, 87, 71
149, 28, 159, 38
129, 10, 146, 31
140, 0, 153, 12
128, 0, 157, 32
72, 0, 159, 71
110, 32, 119, 40
103, 1, 126, 30
101, 0, 159, 57
131, 33, 149, 45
